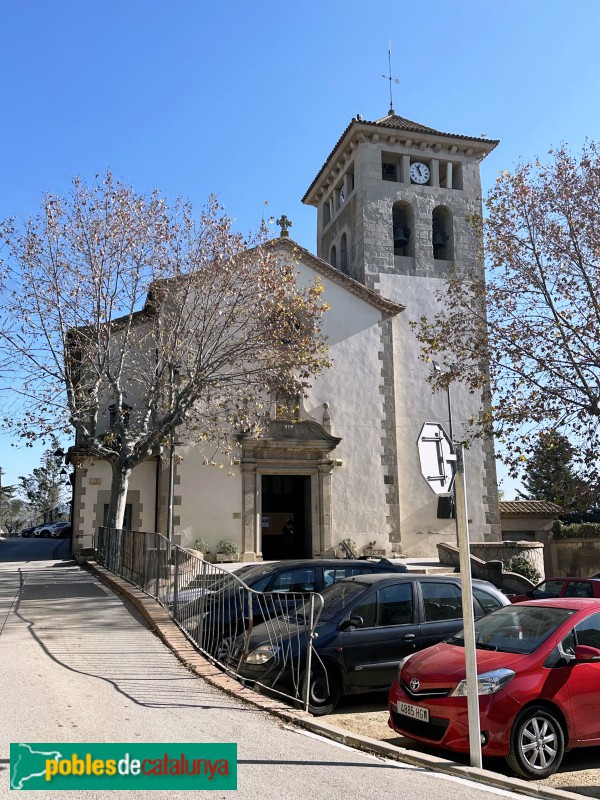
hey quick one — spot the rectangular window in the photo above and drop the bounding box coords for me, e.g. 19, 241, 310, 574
382, 162, 397, 182
377, 583, 414, 626
421, 581, 463, 622
103, 503, 133, 530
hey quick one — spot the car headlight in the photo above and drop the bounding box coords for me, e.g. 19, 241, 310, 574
246, 644, 280, 665
397, 652, 416, 681
450, 668, 515, 697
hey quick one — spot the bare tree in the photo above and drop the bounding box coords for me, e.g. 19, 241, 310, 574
412, 142, 600, 478
0, 174, 330, 528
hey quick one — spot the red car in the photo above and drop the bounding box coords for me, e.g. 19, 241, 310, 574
388, 598, 600, 780
511, 577, 600, 603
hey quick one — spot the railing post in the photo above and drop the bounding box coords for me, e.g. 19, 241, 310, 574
142, 532, 147, 592
196, 559, 207, 650
172, 546, 179, 619
155, 535, 160, 598
303, 594, 316, 713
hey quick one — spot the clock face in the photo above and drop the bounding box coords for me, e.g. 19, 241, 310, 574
410, 162, 430, 185
339, 186, 345, 205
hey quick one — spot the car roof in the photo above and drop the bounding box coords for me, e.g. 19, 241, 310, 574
331, 572, 507, 596
541, 577, 600, 582
243, 558, 406, 571
518, 597, 600, 610
334, 572, 493, 586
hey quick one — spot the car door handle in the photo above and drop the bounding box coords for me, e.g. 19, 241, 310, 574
403, 634, 415, 640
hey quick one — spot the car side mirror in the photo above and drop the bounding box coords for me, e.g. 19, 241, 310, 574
574, 644, 600, 662
340, 615, 364, 631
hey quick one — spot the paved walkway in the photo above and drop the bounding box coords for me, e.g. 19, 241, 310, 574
0, 554, 579, 800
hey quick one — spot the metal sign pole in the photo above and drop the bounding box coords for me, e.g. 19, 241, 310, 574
453, 443, 482, 768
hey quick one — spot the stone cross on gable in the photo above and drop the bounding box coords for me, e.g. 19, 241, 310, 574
276, 215, 292, 238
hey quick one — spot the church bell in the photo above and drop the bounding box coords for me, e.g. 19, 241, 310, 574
393, 213, 410, 248
432, 218, 447, 250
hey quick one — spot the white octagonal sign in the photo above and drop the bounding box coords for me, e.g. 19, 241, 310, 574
417, 422, 456, 495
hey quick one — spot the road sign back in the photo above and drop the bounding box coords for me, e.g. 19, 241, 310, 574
417, 422, 456, 495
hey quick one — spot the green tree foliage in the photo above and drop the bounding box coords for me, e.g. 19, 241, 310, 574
519, 430, 595, 514
0, 484, 29, 534
18, 446, 67, 523
412, 143, 600, 478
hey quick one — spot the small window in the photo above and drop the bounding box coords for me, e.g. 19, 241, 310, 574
109, 403, 131, 429
531, 580, 563, 599
377, 583, 413, 626
473, 586, 503, 615
564, 581, 593, 598
330, 245, 337, 268
574, 612, 600, 649
103, 503, 133, 530
382, 162, 397, 182
421, 581, 462, 621
348, 594, 377, 628
270, 568, 317, 593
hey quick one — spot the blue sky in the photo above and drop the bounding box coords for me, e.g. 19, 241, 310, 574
1, 0, 599, 497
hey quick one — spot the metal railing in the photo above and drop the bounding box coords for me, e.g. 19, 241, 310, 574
96, 527, 324, 711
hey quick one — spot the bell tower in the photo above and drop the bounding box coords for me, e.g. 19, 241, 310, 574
302, 111, 498, 284
302, 111, 502, 555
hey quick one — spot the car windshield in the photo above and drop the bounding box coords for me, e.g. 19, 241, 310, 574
299, 580, 368, 623
447, 605, 575, 654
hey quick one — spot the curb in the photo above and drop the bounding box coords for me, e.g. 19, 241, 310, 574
84, 561, 582, 800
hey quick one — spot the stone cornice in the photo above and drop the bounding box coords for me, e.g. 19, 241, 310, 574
303, 116, 499, 207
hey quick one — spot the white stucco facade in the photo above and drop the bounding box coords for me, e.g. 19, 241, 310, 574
70, 109, 501, 559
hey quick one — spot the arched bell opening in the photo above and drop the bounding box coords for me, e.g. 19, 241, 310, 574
392, 201, 413, 257
432, 206, 453, 260
340, 233, 349, 274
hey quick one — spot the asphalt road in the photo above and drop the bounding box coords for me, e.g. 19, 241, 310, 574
330, 690, 600, 797
0, 542, 536, 800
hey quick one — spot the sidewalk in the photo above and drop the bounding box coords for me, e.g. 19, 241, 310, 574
84, 559, 581, 800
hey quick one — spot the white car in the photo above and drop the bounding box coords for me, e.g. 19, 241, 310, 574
35, 521, 71, 538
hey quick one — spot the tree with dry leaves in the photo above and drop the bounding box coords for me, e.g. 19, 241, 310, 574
0, 174, 330, 528
412, 142, 600, 480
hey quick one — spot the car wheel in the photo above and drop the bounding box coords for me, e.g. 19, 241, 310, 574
215, 635, 234, 663
506, 706, 565, 780
304, 663, 341, 717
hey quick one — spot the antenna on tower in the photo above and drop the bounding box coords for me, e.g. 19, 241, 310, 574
381, 39, 400, 115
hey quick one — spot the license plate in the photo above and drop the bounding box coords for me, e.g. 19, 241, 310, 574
396, 701, 429, 722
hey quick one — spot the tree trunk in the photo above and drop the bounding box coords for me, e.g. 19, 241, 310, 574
106, 463, 133, 530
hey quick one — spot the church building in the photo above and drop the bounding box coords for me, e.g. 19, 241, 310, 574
70, 109, 501, 560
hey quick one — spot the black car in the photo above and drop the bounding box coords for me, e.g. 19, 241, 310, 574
233, 573, 510, 715
179, 557, 408, 660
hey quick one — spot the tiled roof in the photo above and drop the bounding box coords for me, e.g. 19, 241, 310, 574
302, 112, 499, 204
372, 112, 498, 143
499, 500, 563, 517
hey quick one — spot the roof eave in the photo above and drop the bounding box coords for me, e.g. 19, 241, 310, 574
302, 118, 499, 207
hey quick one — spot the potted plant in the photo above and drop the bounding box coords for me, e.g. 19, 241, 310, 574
215, 539, 240, 563
187, 538, 209, 559
338, 537, 357, 558
364, 539, 387, 557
